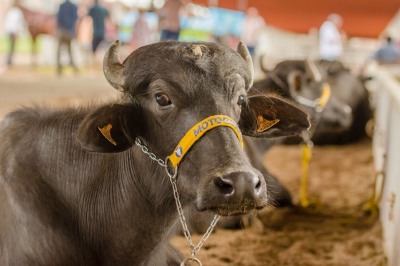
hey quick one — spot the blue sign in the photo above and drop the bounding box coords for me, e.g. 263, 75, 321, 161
180, 7, 245, 41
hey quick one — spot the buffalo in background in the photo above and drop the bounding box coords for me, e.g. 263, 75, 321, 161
254, 58, 372, 145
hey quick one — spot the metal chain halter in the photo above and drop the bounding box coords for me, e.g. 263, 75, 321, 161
135, 138, 220, 266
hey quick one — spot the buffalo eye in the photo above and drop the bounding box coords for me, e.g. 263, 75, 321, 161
237, 95, 246, 106
155, 93, 172, 107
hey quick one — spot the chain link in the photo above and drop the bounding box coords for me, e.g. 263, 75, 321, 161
135, 138, 220, 262
135, 138, 166, 167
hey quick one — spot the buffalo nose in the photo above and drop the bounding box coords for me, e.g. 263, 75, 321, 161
213, 171, 262, 198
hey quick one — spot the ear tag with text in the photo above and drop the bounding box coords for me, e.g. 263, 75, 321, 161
98, 123, 117, 146
257, 116, 280, 133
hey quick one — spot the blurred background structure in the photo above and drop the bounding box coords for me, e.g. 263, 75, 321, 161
1, 0, 400, 72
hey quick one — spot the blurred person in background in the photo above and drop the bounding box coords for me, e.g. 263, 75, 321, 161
372, 35, 400, 65
130, 8, 151, 51
88, 0, 109, 64
215, 33, 239, 50
56, 0, 78, 75
3, 0, 25, 68
157, 0, 189, 41
319, 13, 346, 61
76, 4, 93, 66
241, 7, 265, 58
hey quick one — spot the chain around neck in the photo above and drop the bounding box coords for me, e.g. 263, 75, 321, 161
135, 138, 220, 264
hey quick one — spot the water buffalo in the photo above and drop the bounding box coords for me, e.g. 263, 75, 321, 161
255, 58, 372, 145
0, 41, 310, 265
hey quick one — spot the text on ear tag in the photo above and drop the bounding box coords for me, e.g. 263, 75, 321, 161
98, 124, 117, 146
257, 116, 280, 133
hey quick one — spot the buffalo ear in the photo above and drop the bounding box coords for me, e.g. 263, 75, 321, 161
239, 95, 310, 138
76, 104, 140, 153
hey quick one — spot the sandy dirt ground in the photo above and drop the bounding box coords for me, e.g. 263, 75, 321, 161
0, 69, 386, 266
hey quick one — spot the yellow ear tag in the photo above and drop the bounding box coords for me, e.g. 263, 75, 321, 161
257, 116, 280, 133
98, 123, 117, 146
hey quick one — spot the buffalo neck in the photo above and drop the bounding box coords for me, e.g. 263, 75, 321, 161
75, 145, 180, 262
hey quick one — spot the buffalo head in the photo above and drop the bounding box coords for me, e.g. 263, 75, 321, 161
258, 58, 353, 138
76, 41, 310, 216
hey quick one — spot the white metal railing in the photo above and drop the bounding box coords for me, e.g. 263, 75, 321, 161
372, 66, 400, 266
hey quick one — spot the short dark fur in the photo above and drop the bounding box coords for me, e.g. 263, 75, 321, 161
0, 41, 309, 265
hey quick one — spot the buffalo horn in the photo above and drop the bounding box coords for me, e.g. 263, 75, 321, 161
237, 42, 254, 88
305, 59, 322, 82
103, 40, 126, 92
259, 54, 270, 74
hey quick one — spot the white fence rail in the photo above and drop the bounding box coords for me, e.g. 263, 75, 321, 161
373, 67, 400, 266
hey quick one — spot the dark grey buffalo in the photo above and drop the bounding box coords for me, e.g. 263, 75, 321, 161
255, 58, 372, 145
0, 41, 309, 265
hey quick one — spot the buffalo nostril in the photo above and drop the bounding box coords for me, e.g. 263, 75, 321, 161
213, 176, 234, 195
216, 172, 263, 198
255, 177, 262, 190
